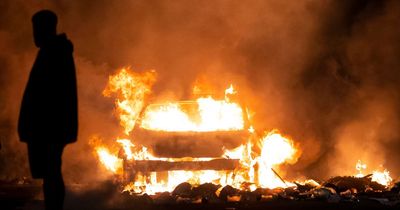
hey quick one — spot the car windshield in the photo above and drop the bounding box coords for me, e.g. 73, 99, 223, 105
140, 100, 245, 132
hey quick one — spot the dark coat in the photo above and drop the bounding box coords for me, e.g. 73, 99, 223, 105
18, 34, 78, 144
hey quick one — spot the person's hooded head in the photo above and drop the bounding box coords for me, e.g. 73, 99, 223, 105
32, 10, 57, 48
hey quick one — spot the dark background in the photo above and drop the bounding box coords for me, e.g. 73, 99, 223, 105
0, 0, 399, 184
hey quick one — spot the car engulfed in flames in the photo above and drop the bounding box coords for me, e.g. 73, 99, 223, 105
90, 67, 393, 196
132, 98, 250, 158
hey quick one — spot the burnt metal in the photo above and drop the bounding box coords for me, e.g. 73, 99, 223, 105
131, 127, 250, 158
124, 158, 240, 172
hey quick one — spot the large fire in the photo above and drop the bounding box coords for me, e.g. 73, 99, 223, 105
140, 97, 244, 132
92, 67, 393, 195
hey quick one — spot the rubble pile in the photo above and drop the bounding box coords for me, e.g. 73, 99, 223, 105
122, 177, 400, 207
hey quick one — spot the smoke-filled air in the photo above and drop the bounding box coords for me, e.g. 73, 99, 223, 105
1, 0, 399, 193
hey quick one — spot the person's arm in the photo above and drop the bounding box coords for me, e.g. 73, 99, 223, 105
63, 47, 78, 143
18, 71, 35, 142
56, 38, 78, 143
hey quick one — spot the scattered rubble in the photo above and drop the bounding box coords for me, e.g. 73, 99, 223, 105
1, 178, 399, 210
127, 178, 400, 207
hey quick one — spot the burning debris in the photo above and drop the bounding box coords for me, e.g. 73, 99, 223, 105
87, 67, 398, 208
118, 179, 400, 206
355, 160, 393, 186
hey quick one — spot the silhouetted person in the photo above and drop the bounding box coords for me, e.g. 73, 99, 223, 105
18, 10, 77, 210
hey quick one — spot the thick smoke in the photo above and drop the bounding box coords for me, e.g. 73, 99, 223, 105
0, 0, 399, 184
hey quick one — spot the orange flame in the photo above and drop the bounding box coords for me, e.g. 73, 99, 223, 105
256, 131, 298, 188
93, 68, 302, 194
140, 85, 244, 132
355, 160, 392, 186
95, 146, 122, 173
103, 68, 156, 135
94, 131, 299, 194
371, 170, 393, 186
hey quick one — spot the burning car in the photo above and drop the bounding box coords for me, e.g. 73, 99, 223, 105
120, 85, 256, 188
91, 68, 303, 194
132, 99, 253, 158
92, 68, 393, 196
